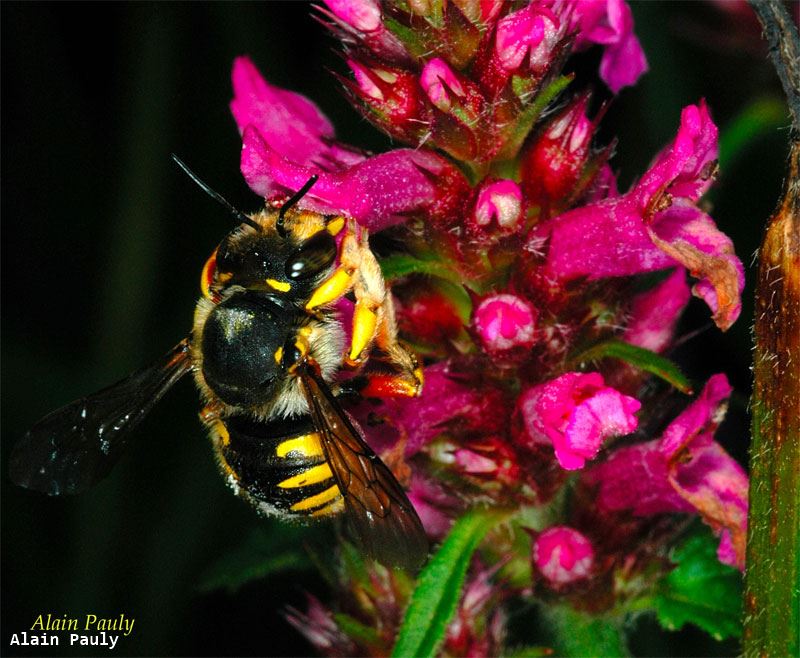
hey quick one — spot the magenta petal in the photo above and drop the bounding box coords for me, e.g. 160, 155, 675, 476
532, 196, 674, 280
590, 440, 693, 515
634, 101, 718, 206
649, 204, 744, 330
599, 29, 649, 93
659, 374, 732, 457
569, 0, 648, 92
241, 127, 454, 231
623, 268, 690, 352
669, 436, 749, 569
232, 56, 341, 167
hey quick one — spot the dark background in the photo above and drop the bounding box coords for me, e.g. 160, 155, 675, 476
1, 2, 790, 657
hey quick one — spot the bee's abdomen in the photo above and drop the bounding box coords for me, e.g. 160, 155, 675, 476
208, 414, 344, 518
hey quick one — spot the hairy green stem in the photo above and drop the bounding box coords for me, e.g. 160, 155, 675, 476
743, 138, 800, 657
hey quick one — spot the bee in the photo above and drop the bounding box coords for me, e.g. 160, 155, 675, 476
9, 156, 428, 570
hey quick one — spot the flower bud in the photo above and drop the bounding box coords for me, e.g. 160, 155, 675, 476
394, 279, 465, 346
473, 294, 538, 358
418, 58, 488, 162
520, 92, 607, 217
343, 59, 430, 145
470, 178, 524, 235
473, 4, 564, 99
420, 58, 466, 113
533, 526, 595, 585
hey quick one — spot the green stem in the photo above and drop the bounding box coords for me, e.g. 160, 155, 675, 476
743, 138, 800, 657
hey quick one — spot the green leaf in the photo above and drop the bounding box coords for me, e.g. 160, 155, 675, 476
718, 97, 787, 171
544, 606, 628, 657
654, 529, 743, 641
334, 613, 382, 647
197, 525, 311, 593
391, 508, 507, 658
569, 339, 694, 394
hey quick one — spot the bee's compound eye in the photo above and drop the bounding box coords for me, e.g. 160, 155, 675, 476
285, 231, 337, 281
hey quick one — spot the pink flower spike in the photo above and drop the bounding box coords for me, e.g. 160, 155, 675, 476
533, 526, 595, 585
518, 372, 640, 470
473, 294, 537, 355
623, 268, 691, 353
472, 179, 524, 233
420, 58, 466, 112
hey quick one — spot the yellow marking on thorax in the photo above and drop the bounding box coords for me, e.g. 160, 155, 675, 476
310, 498, 345, 517
276, 434, 323, 459
266, 278, 291, 292
290, 484, 341, 512
274, 346, 284, 365
277, 463, 333, 489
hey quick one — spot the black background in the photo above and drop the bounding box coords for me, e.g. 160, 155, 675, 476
1, 2, 789, 656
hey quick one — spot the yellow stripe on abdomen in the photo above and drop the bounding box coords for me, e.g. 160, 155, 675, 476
310, 498, 346, 517
276, 434, 323, 459
277, 463, 333, 489
290, 484, 341, 512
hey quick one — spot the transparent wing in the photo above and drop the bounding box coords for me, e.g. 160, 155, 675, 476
298, 365, 428, 571
9, 339, 192, 495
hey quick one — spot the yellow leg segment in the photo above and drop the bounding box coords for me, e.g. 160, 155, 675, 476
349, 305, 378, 362
305, 267, 353, 311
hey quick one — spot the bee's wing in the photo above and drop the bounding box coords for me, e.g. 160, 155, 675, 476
9, 339, 192, 496
298, 366, 428, 571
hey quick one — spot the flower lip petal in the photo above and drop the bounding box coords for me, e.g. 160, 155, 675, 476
241, 125, 466, 231
231, 56, 339, 167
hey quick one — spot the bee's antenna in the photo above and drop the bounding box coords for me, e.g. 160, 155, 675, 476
171, 154, 261, 231
276, 175, 319, 238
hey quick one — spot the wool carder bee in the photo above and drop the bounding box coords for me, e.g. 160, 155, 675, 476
10, 157, 428, 570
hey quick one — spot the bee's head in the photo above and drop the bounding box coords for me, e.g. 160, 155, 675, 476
200, 290, 294, 407
214, 225, 337, 298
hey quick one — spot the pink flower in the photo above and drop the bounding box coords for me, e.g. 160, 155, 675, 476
623, 268, 691, 352
472, 179, 524, 233
472, 294, 537, 356
232, 57, 469, 231
590, 375, 749, 569
518, 372, 640, 470
533, 526, 595, 585
566, 0, 649, 92
529, 101, 744, 331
